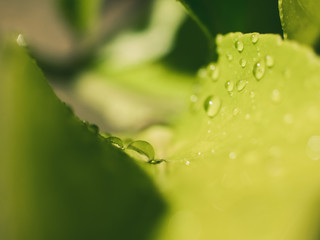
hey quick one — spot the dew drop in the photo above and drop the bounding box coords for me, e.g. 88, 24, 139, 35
235, 40, 244, 52
245, 113, 251, 119
190, 95, 198, 103
283, 114, 294, 124
126, 140, 155, 162
198, 152, 201, 156
87, 123, 99, 134
204, 95, 222, 118
148, 159, 165, 164
216, 34, 223, 44
239, 58, 247, 68
236, 80, 247, 92
271, 89, 281, 103
207, 63, 220, 81
306, 136, 320, 160
106, 136, 124, 149
251, 33, 259, 44
226, 54, 233, 61
197, 68, 207, 79
233, 108, 239, 116
229, 152, 237, 159
16, 34, 27, 47
225, 80, 234, 92
253, 60, 265, 81
265, 55, 274, 68
186, 160, 190, 166
250, 91, 256, 98
99, 132, 111, 138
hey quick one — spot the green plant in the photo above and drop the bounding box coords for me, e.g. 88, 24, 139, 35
1, 0, 320, 239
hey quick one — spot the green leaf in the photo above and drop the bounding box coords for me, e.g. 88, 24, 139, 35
279, 0, 320, 47
156, 33, 320, 239
0, 37, 166, 240
177, 0, 282, 41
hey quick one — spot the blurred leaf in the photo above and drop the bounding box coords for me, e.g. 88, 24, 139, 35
0, 37, 166, 240
156, 33, 320, 239
58, 0, 102, 33
279, 0, 320, 48
177, 0, 282, 41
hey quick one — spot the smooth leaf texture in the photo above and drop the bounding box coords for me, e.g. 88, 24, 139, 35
156, 33, 320, 240
177, 0, 281, 41
279, 0, 320, 47
0, 37, 166, 240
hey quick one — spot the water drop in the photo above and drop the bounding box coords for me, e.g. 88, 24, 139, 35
226, 54, 233, 61
233, 108, 240, 116
284, 69, 291, 78
251, 33, 259, 44
306, 136, 320, 160
225, 81, 234, 92
148, 159, 165, 164
265, 55, 274, 68
271, 89, 281, 103
190, 95, 198, 103
211, 149, 215, 153
236, 80, 247, 92
239, 58, 247, 68
204, 95, 222, 118
245, 113, 251, 119
253, 60, 265, 80
197, 68, 207, 79
106, 136, 124, 149
186, 160, 190, 166
88, 123, 99, 134
126, 140, 155, 162
16, 34, 27, 47
235, 40, 244, 52
198, 152, 201, 156
99, 132, 111, 138
229, 152, 237, 159
283, 114, 294, 124
207, 63, 219, 81
250, 91, 256, 98
216, 34, 223, 44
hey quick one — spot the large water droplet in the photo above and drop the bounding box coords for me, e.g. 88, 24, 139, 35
265, 55, 274, 68
126, 140, 155, 162
251, 34, 259, 44
235, 40, 244, 52
207, 63, 219, 81
204, 95, 222, 118
236, 80, 247, 92
306, 136, 320, 160
106, 136, 124, 149
225, 81, 234, 92
253, 60, 265, 80
239, 58, 247, 68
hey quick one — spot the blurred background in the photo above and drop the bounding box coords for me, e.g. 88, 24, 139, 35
0, 0, 210, 134
0, 0, 281, 135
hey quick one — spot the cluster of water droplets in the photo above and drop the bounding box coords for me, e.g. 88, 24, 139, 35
80, 119, 163, 165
